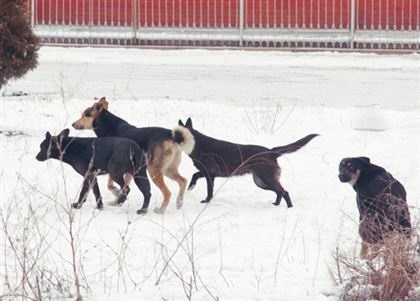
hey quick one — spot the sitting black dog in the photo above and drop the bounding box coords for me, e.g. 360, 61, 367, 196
338, 157, 411, 259
36, 129, 151, 214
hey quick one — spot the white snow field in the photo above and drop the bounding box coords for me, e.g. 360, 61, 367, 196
1, 47, 419, 300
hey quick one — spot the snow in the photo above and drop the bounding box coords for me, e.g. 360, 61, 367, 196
1, 47, 419, 300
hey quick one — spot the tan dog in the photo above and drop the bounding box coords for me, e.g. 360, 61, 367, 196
73, 98, 194, 214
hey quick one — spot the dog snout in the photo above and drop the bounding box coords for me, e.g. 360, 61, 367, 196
338, 172, 350, 182
72, 116, 93, 130
72, 121, 83, 129
36, 152, 45, 161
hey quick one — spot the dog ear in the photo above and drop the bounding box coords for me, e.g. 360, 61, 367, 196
58, 128, 70, 138
45, 131, 51, 140
185, 117, 193, 129
178, 119, 185, 126
98, 97, 108, 110
357, 156, 370, 164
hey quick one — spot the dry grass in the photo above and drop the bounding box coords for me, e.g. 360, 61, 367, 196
332, 230, 420, 301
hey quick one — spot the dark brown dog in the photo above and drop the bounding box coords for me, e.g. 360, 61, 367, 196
179, 118, 318, 208
338, 157, 412, 259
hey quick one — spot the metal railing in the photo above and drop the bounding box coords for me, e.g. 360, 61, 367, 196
30, 0, 420, 50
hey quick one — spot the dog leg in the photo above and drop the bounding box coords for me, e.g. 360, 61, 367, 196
109, 173, 132, 206
134, 171, 151, 215
272, 190, 292, 207
91, 180, 103, 210
252, 171, 293, 208
149, 171, 171, 214
188, 171, 204, 191
360, 241, 370, 260
280, 191, 292, 208
201, 174, 215, 203
115, 186, 130, 206
107, 175, 120, 196
165, 168, 188, 209
117, 173, 132, 205
72, 174, 95, 209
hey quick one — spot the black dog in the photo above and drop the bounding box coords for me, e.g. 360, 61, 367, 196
72, 98, 195, 214
338, 157, 412, 259
178, 118, 318, 207
36, 129, 151, 213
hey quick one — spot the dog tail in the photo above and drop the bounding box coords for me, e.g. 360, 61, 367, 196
271, 134, 319, 157
172, 126, 195, 154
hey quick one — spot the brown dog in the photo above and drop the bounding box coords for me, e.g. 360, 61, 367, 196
178, 118, 318, 207
72, 98, 195, 214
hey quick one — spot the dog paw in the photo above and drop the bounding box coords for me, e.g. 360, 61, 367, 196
108, 200, 119, 206
116, 200, 126, 207
200, 200, 210, 204
71, 202, 82, 209
272, 202, 280, 206
176, 200, 183, 209
96, 203, 104, 210
153, 207, 165, 214
187, 184, 195, 191
109, 188, 120, 196
137, 208, 148, 215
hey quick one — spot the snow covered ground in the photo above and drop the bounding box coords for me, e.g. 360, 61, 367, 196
1, 47, 419, 300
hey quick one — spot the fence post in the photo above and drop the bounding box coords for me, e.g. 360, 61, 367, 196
350, 0, 356, 49
30, 0, 35, 28
239, 0, 244, 46
89, 0, 93, 26
132, 0, 138, 45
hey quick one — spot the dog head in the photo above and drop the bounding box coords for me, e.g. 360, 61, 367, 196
36, 129, 70, 161
178, 117, 193, 130
338, 157, 370, 186
72, 97, 108, 130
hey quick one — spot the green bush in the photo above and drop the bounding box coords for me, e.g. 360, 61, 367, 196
0, 0, 39, 88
